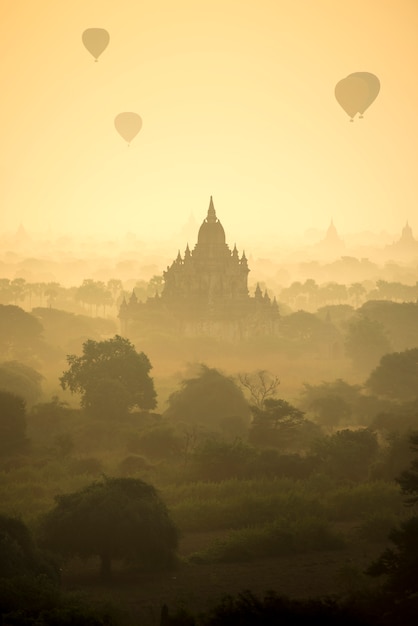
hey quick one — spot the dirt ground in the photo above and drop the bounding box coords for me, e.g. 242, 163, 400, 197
62, 529, 386, 626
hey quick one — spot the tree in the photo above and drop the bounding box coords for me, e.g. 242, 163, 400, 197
38, 477, 178, 578
0, 515, 57, 580
0, 360, 43, 406
0, 391, 27, 454
396, 432, 418, 505
312, 428, 379, 482
345, 314, 392, 374
366, 348, 418, 402
300, 379, 363, 431
0, 305, 43, 358
75, 279, 113, 316
59, 335, 156, 418
164, 364, 251, 432
249, 398, 308, 450
359, 301, 418, 351
238, 370, 280, 409
367, 433, 418, 595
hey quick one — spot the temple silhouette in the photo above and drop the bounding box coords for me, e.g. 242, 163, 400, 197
119, 197, 279, 340
385, 221, 418, 259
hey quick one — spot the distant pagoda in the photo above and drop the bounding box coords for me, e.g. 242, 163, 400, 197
385, 221, 418, 258
119, 197, 279, 340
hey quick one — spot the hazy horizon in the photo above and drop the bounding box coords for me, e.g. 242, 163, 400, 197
1, 1, 418, 242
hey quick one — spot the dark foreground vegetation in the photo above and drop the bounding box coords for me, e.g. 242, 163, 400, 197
1, 297, 418, 624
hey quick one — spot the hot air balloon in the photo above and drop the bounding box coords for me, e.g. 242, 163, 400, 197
82, 28, 110, 62
335, 75, 370, 121
114, 112, 143, 145
346, 72, 380, 118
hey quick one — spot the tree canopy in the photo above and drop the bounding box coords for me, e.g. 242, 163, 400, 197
38, 476, 178, 578
249, 398, 311, 450
0, 360, 43, 406
164, 364, 251, 432
0, 305, 43, 359
59, 335, 156, 418
366, 348, 418, 402
367, 432, 418, 594
0, 391, 27, 454
312, 428, 379, 482
344, 314, 392, 374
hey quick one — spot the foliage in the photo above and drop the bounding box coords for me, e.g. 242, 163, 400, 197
366, 348, 418, 402
370, 431, 418, 481
0, 305, 43, 358
136, 424, 184, 460
367, 516, 418, 594
312, 429, 379, 482
189, 517, 344, 563
198, 590, 372, 626
38, 476, 178, 578
344, 314, 392, 374
188, 438, 257, 481
0, 391, 28, 454
249, 398, 308, 450
355, 511, 400, 543
167, 478, 402, 533
117, 454, 151, 476
164, 364, 251, 430
60, 335, 157, 418
300, 379, 364, 430
278, 310, 338, 357
396, 432, 418, 505
75, 279, 113, 315
359, 300, 418, 352
371, 401, 418, 435
367, 432, 418, 595
0, 361, 43, 407
33, 307, 116, 352
0, 515, 58, 581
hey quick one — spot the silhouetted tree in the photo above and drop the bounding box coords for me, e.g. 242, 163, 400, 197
0, 305, 43, 358
238, 370, 280, 408
367, 433, 418, 595
300, 379, 363, 431
0, 360, 43, 406
358, 301, 418, 351
249, 398, 307, 450
60, 335, 156, 418
164, 364, 251, 431
0, 391, 27, 454
0, 515, 57, 580
345, 314, 392, 374
75, 279, 113, 316
38, 477, 178, 579
312, 428, 379, 482
366, 348, 418, 402
396, 432, 418, 505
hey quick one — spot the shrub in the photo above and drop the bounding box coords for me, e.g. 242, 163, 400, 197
189, 518, 344, 563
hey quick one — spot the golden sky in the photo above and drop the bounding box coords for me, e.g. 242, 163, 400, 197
1, 0, 417, 244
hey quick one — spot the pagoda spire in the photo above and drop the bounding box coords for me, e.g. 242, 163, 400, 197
207, 196, 216, 223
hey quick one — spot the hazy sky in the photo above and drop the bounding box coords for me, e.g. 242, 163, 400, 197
1, 0, 417, 244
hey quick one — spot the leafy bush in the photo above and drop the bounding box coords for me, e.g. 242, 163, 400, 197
189, 518, 344, 563
118, 454, 151, 476
356, 511, 400, 543
325, 482, 403, 522
69, 457, 104, 476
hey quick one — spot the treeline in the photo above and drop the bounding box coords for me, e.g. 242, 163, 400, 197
1, 276, 418, 319
2, 298, 418, 387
